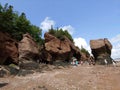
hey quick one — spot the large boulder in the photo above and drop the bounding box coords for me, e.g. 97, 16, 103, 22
19, 33, 39, 59
42, 33, 81, 63
90, 38, 113, 65
0, 32, 18, 65
18, 33, 39, 69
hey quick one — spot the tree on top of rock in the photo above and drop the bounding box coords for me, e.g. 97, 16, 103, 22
48, 27, 73, 42
0, 3, 43, 45
80, 46, 90, 57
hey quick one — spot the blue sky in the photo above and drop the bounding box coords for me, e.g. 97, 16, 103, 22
1, 0, 120, 59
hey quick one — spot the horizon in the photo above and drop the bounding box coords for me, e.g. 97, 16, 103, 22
1, 0, 120, 59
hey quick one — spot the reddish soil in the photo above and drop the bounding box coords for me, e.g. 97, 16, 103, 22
0, 65, 120, 90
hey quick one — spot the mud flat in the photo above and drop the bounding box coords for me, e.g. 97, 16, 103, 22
0, 65, 120, 90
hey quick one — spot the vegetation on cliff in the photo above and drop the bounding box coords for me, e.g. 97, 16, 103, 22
80, 46, 90, 56
48, 26, 73, 42
0, 3, 43, 45
0, 3, 89, 55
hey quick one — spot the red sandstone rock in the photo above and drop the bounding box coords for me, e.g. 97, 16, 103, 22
0, 32, 18, 64
90, 38, 113, 65
43, 33, 81, 62
19, 33, 39, 60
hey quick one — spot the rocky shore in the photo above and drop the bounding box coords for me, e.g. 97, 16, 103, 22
0, 65, 120, 90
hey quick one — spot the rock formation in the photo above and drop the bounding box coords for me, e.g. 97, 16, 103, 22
0, 32, 19, 65
19, 33, 39, 59
41, 32, 81, 63
18, 33, 39, 69
90, 38, 113, 65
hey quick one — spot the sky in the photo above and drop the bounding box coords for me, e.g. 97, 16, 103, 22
1, 0, 120, 59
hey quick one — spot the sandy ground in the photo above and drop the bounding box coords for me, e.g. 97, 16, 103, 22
0, 65, 120, 90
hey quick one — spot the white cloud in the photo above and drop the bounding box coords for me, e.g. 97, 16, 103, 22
74, 37, 91, 54
40, 17, 55, 31
112, 47, 120, 59
110, 34, 120, 59
40, 17, 74, 35
110, 34, 120, 43
60, 25, 74, 35
74, 37, 87, 48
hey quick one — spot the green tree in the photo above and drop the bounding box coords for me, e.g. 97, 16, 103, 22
80, 46, 90, 57
0, 3, 14, 33
30, 25, 43, 45
0, 3, 44, 45
12, 13, 31, 40
48, 27, 73, 42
